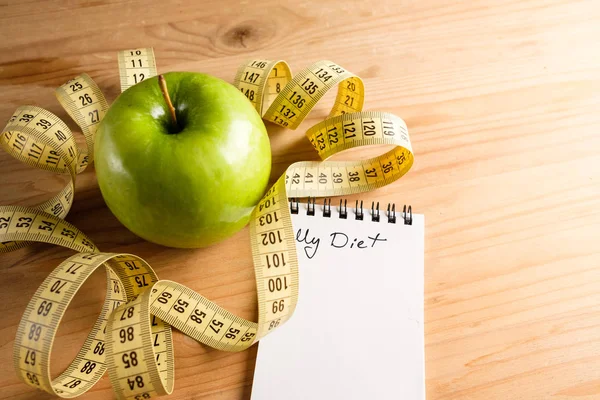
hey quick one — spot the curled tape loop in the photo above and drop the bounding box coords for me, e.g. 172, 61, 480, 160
2, 48, 414, 398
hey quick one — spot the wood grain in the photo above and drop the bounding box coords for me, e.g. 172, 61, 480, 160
1, 0, 599, 398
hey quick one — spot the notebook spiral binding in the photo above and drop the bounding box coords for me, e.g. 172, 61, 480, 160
289, 198, 413, 225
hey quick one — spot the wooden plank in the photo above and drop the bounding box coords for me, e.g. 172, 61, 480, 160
0, 0, 599, 398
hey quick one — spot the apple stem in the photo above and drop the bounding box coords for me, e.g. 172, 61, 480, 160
158, 75, 179, 129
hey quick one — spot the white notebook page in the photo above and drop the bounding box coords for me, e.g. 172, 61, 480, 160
251, 204, 425, 400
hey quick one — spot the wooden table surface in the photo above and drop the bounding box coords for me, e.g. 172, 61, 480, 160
1, 0, 599, 399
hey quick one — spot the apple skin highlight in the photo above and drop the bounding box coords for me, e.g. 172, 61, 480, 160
95, 72, 272, 248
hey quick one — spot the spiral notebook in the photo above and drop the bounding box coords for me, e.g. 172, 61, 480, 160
251, 200, 425, 400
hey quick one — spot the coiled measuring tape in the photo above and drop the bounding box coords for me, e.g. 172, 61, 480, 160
2, 48, 414, 399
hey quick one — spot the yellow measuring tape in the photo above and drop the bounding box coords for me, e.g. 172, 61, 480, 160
2, 48, 414, 399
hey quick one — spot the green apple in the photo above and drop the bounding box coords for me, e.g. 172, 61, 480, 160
94, 72, 271, 248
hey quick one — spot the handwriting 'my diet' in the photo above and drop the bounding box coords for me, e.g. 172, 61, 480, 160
296, 228, 387, 259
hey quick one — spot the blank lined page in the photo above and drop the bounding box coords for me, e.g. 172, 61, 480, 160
251, 204, 425, 400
